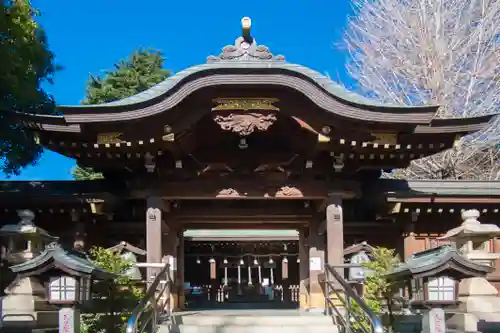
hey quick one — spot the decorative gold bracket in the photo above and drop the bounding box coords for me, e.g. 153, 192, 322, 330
369, 133, 398, 145
97, 132, 125, 145
212, 98, 279, 111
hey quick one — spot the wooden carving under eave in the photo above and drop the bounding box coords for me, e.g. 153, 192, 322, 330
213, 112, 277, 136
275, 186, 303, 198
216, 188, 241, 197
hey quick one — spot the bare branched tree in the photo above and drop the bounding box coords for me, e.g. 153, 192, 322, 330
344, 0, 500, 180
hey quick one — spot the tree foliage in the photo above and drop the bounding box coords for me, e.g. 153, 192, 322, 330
81, 247, 144, 333
0, 0, 57, 175
344, 0, 500, 180
71, 166, 104, 180
350, 247, 401, 332
72, 50, 170, 180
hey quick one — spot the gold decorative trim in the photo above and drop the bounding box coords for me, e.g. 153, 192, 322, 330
369, 133, 397, 145
212, 98, 279, 111
318, 134, 330, 143
97, 132, 125, 145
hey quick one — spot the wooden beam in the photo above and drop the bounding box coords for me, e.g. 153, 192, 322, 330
182, 223, 305, 229
185, 236, 300, 241
130, 179, 360, 200
387, 197, 500, 204
173, 206, 313, 219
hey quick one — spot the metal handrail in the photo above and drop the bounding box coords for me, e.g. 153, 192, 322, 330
125, 263, 172, 333
324, 264, 383, 333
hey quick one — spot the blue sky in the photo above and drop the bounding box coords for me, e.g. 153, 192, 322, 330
3, 0, 354, 180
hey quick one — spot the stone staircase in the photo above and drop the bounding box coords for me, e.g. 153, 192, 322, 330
159, 309, 341, 333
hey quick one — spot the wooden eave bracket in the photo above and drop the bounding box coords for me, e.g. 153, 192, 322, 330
389, 202, 402, 214
107, 241, 147, 256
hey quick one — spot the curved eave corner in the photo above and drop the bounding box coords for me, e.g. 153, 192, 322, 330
419, 114, 498, 134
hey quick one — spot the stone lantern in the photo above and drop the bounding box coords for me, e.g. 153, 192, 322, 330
439, 209, 500, 266
107, 241, 147, 281
438, 209, 500, 333
343, 241, 374, 296
0, 209, 58, 265
387, 245, 491, 308
1, 242, 113, 333
387, 244, 492, 333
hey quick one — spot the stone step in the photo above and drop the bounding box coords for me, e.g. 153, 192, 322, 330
162, 324, 341, 333
172, 315, 336, 326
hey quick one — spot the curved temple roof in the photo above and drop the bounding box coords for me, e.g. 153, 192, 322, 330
11, 17, 497, 135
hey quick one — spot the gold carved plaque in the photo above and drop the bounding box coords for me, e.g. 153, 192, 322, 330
97, 132, 125, 145
212, 98, 279, 111
369, 133, 397, 145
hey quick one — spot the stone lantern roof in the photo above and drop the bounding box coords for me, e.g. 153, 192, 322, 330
0, 209, 58, 241
440, 209, 500, 240
439, 209, 500, 265
10, 242, 113, 280
387, 245, 492, 282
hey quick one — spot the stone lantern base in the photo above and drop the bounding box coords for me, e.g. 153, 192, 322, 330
1, 277, 58, 332
448, 277, 500, 333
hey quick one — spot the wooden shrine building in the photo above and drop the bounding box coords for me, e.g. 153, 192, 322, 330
3, 17, 500, 309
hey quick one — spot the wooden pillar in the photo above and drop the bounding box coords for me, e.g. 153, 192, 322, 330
403, 222, 417, 260
146, 197, 164, 283
299, 228, 310, 310
326, 196, 344, 285
177, 229, 185, 309
71, 211, 86, 251
308, 220, 326, 312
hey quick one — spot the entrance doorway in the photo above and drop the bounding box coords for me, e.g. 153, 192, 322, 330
183, 229, 300, 309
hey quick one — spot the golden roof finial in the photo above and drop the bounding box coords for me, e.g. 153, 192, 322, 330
241, 17, 252, 39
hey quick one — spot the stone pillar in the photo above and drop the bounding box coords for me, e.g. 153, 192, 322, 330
299, 228, 310, 310
163, 229, 179, 310
146, 197, 164, 283
308, 220, 326, 312
326, 197, 343, 285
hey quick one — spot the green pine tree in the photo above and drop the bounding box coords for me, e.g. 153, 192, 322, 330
71, 50, 171, 180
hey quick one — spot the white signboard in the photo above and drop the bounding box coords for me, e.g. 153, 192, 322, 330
422, 308, 446, 333
59, 308, 80, 333
310, 257, 323, 271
